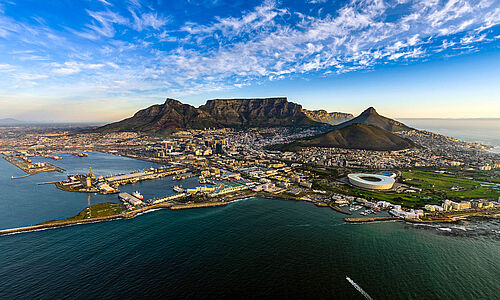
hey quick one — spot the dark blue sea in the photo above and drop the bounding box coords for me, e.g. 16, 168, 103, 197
0, 152, 499, 299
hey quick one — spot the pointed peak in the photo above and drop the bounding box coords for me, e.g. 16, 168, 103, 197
361, 107, 378, 116
164, 98, 182, 105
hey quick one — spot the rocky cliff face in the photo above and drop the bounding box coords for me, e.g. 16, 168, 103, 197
200, 98, 318, 127
302, 109, 353, 125
95, 97, 328, 133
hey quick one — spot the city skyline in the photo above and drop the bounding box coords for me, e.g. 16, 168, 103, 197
0, 0, 499, 122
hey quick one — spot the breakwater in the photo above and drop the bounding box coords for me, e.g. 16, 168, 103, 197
344, 217, 400, 223
329, 202, 352, 215
0, 214, 123, 236
170, 202, 227, 210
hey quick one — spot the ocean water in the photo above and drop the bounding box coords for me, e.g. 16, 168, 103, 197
400, 118, 500, 153
0, 152, 499, 299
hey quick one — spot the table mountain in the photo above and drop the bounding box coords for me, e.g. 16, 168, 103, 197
95, 98, 326, 134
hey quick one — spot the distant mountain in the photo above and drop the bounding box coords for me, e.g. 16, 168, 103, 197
332, 107, 411, 132
0, 118, 25, 125
269, 123, 415, 151
302, 109, 353, 125
95, 98, 326, 134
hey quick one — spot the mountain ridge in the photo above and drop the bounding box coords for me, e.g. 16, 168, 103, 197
302, 109, 353, 125
95, 98, 328, 134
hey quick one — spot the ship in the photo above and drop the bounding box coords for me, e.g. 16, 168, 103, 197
132, 191, 144, 200
173, 185, 185, 193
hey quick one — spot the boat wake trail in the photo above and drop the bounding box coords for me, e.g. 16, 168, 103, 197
346, 276, 373, 300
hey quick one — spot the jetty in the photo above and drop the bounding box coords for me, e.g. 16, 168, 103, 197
11, 174, 33, 179
344, 217, 400, 223
0, 214, 124, 236
329, 202, 352, 215
170, 202, 227, 210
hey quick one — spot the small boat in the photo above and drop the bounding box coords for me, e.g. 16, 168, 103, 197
132, 191, 144, 200
349, 205, 362, 211
173, 185, 185, 193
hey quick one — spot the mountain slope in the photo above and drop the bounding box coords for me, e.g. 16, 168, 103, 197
0, 118, 25, 125
95, 98, 326, 133
96, 99, 217, 134
333, 107, 411, 132
270, 124, 415, 151
302, 109, 353, 125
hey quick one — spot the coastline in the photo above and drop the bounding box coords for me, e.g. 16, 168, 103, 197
2, 190, 499, 236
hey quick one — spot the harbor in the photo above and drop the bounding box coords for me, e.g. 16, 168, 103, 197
55, 166, 190, 194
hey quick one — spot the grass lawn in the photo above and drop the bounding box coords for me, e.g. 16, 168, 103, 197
401, 171, 478, 190
40, 202, 124, 224
402, 170, 500, 200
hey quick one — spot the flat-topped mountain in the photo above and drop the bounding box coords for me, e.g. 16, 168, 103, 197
200, 98, 319, 127
95, 98, 326, 134
302, 109, 353, 125
269, 123, 415, 151
333, 107, 411, 132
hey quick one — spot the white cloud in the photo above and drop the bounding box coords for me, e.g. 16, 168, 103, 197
1, 0, 499, 102
97, 0, 112, 6
129, 10, 169, 31
51, 61, 106, 75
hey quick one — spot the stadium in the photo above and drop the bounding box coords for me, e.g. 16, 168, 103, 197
347, 174, 395, 190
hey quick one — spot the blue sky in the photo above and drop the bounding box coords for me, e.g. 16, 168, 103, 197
0, 0, 499, 122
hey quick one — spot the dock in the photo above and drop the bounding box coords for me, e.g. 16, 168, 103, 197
3, 155, 65, 175
105, 167, 189, 185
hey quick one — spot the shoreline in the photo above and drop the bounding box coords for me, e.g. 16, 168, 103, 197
2, 192, 499, 236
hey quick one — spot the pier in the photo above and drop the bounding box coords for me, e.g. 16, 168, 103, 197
105, 167, 189, 185
3, 155, 65, 175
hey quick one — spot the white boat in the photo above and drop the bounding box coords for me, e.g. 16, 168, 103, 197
173, 185, 185, 193
132, 191, 144, 200
349, 205, 362, 211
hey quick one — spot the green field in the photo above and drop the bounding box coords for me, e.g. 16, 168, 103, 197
40, 202, 124, 224
402, 171, 500, 200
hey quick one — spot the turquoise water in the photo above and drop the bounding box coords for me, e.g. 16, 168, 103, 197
0, 153, 499, 299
